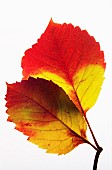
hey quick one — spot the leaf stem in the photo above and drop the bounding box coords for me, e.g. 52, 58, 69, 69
84, 115, 103, 170
72, 90, 103, 169
86, 140, 98, 151
84, 115, 100, 149
93, 147, 103, 170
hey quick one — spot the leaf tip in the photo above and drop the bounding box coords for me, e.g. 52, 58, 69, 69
49, 17, 55, 26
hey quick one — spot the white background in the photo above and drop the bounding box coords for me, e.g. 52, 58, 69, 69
0, 0, 112, 169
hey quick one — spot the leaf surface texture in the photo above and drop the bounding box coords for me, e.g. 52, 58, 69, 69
6, 78, 87, 154
22, 19, 105, 113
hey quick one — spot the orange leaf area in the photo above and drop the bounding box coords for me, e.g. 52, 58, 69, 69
22, 19, 106, 113
6, 78, 87, 155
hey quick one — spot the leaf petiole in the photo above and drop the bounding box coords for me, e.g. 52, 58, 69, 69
84, 115, 101, 149
93, 147, 103, 170
84, 115, 103, 170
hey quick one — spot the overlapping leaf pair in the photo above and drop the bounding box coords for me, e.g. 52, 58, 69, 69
6, 19, 105, 155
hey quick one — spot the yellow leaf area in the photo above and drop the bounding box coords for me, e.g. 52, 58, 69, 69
6, 78, 87, 155
32, 64, 104, 113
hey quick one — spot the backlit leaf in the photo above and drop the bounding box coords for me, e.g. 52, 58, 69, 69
22, 19, 105, 113
6, 78, 88, 155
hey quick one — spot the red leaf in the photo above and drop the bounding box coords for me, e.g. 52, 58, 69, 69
22, 19, 105, 113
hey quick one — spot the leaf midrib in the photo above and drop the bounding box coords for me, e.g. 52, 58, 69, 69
9, 85, 88, 142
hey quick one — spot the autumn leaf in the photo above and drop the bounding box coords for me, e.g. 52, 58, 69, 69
5, 20, 105, 168
22, 19, 106, 113
6, 77, 88, 155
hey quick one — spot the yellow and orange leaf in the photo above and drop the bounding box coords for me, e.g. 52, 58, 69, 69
22, 19, 106, 113
6, 77, 87, 155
